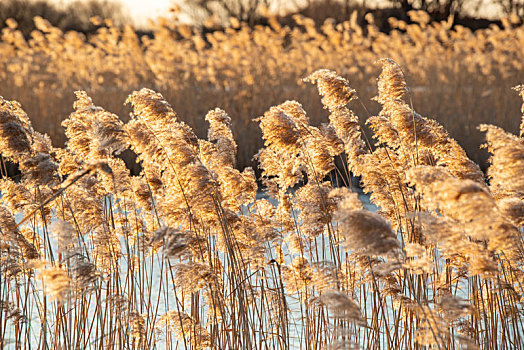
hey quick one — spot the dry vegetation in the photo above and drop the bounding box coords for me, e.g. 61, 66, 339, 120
0, 11, 523, 169
1, 10, 524, 350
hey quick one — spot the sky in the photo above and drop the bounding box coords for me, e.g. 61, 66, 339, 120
54, 0, 174, 27
119, 0, 173, 26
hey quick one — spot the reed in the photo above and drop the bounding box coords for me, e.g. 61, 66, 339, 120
0, 11, 522, 169
0, 13, 523, 350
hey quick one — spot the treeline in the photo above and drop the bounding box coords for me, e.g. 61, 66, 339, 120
276, 3, 506, 33
0, 0, 127, 36
181, 0, 520, 31
1, 0, 521, 37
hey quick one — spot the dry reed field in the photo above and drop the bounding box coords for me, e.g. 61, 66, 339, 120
1, 11, 524, 350
0, 11, 523, 169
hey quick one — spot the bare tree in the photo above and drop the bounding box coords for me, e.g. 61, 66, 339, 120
389, 0, 474, 17
0, 0, 128, 35
295, 0, 358, 18
178, 0, 271, 27
494, 0, 524, 17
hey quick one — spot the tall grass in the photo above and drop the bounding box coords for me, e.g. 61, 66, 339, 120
0, 53, 523, 349
0, 11, 523, 170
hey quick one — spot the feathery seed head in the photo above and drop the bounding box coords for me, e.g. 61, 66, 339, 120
512, 85, 524, 136
320, 290, 363, 321
257, 106, 300, 150
40, 265, 71, 303
205, 108, 237, 167
479, 124, 524, 197
304, 69, 356, 110
336, 208, 399, 257
375, 58, 407, 104
295, 182, 338, 237
0, 97, 33, 161
126, 88, 178, 124
278, 100, 310, 129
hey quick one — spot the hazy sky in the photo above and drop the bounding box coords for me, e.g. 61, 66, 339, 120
113, 0, 174, 26
55, 0, 173, 26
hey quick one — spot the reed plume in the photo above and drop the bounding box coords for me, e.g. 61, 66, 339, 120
1, 40, 523, 349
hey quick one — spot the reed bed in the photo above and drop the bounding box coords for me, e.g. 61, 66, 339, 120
0, 12, 523, 170
0, 54, 523, 349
